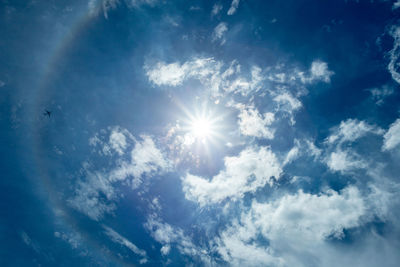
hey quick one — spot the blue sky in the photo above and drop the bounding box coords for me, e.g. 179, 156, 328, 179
1, 0, 400, 266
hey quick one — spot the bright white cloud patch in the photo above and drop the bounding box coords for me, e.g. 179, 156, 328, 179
227, 0, 240, 15
383, 118, 400, 151
182, 146, 281, 206
110, 135, 169, 188
215, 186, 367, 266
109, 128, 127, 155
326, 149, 366, 172
145, 58, 264, 96
238, 106, 275, 138
212, 22, 228, 45
309, 60, 334, 83
251, 186, 365, 240
145, 57, 221, 88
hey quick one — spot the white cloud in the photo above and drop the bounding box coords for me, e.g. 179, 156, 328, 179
145, 57, 221, 88
326, 149, 366, 173
182, 146, 282, 206
388, 26, 400, 84
238, 106, 275, 139
297, 60, 334, 84
382, 118, 400, 151
146, 62, 188, 87
71, 129, 169, 220
211, 3, 223, 16
69, 169, 116, 221
326, 119, 383, 144
54, 231, 83, 250
273, 92, 302, 124
309, 60, 334, 83
109, 128, 127, 155
252, 186, 366, 240
103, 225, 148, 263
110, 135, 169, 188
212, 22, 228, 45
145, 58, 263, 96
393, 0, 400, 10
368, 85, 394, 106
145, 214, 212, 264
214, 186, 368, 266
88, 0, 119, 19
227, 0, 240, 15
216, 229, 284, 267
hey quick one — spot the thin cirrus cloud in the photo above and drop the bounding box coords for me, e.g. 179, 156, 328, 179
227, 0, 240, 15
103, 225, 148, 264
212, 22, 228, 45
69, 127, 170, 220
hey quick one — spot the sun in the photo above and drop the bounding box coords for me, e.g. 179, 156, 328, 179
190, 117, 212, 139
174, 101, 228, 149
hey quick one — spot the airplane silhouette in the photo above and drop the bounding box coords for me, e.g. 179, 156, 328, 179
43, 110, 51, 117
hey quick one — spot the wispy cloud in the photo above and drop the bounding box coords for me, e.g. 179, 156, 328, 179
388, 26, 400, 84
211, 3, 223, 16
103, 225, 148, 264
368, 85, 394, 106
212, 22, 228, 45
227, 0, 240, 15
70, 128, 170, 220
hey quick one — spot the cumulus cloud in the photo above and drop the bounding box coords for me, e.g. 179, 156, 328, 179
110, 135, 169, 188
382, 118, 400, 151
273, 92, 302, 124
182, 146, 281, 206
214, 186, 368, 266
309, 60, 334, 83
212, 22, 228, 45
388, 26, 400, 84
227, 0, 240, 15
103, 225, 148, 263
326, 149, 367, 173
238, 106, 275, 138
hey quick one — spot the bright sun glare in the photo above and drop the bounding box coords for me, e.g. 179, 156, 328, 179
191, 118, 212, 138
